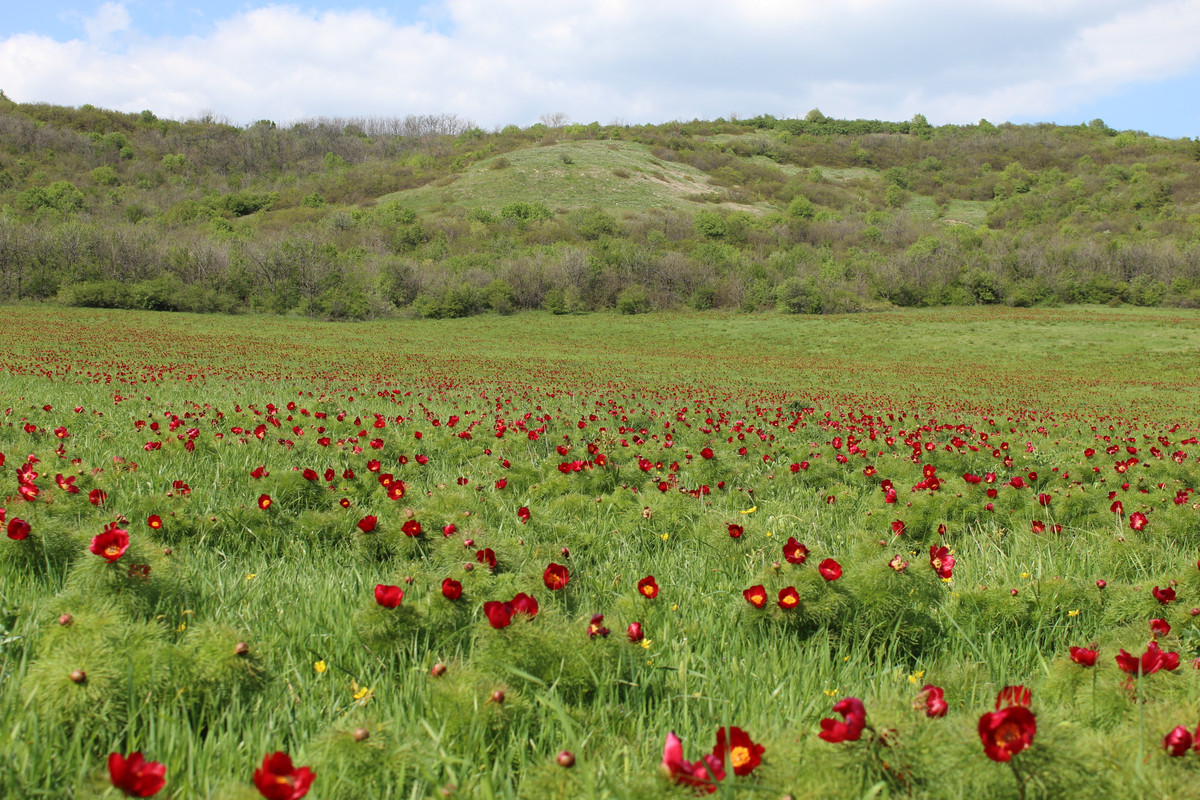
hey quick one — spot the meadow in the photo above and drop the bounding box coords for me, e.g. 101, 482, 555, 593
3, 304, 1200, 799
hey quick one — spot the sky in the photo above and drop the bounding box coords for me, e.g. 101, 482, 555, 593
2, 1, 1199, 137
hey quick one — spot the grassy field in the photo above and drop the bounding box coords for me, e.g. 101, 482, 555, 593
3, 305, 1200, 799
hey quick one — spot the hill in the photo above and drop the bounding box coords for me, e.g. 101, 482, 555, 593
1, 93, 1198, 318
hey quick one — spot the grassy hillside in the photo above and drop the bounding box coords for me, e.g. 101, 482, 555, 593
1, 94, 1199, 318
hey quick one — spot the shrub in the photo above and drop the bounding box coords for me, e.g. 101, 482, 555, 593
616, 284, 651, 314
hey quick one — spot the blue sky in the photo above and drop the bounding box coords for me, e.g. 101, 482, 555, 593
3, 1, 1199, 137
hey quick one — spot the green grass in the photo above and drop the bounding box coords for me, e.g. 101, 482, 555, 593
2, 305, 1200, 799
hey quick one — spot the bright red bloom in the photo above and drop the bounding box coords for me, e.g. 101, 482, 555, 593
727, 523, 744, 538
1069, 646, 1098, 667
891, 520, 906, 536
401, 520, 422, 537
484, 600, 512, 629
929, 545, 955, 579
7, 517, 30, 540
442, 523, 457, 537
1163, 725, 1193, 757
516, 506, 531, 523
441, 578, 462, 600
777, 586, 800, 610
743, 585, 767, 609
253, 752, 314, 800
661, 731, 725, 794
917, 684, 948, 718
89, 488, 107, 506
978, 705, 1036, 762
637, 575, 659, 599
1129, 512, 1148, 531
819, 697, 866, 743
147, 514, 162, 530
510, 592, 539, 617
713, 726, 764, 777
1152, 586, 1175, 605
108, 751, 166, 797
258, 494, 272, 510
301, 468, 317, 481
627, 622, 644, 642
55, 473, 80, 494
90, 528, 130, 562
1150, 618, 1171, 637
587, 613, 610, 638
1037, 493, 1052, 506
1031, 520, 1046, 534
700, 447, 714, 459
543, 562, 570, 590
782, 537, 808, 564
1115, 641, 1180, 676
474, 548, 496, 570
374, 584, 403, 608
356, 515, 378, 533
818, 558, 842, 581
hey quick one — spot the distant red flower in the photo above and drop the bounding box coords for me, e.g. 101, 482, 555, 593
250, 465, 268, 479
727, 523, 744, 538
1069, 646, 1098, 667
441, 578, 462, 600
916, 684, 948, 718
401, 520, 422, 537
777, 586, 800, 610
108, 751, 166, 797
374, 584, 403, 608
1115, 641, 1180, 676
147, 514, 162, 530
258, 494, 272, 510
1152, 586, 1175, 605
700, 447, 714, 459
543, 562, 570, 590
1037, 493, 1052, 506
978, 705, 1036, 762
517, 506, 531, 523
891, 520, 906, 536
301, 468, 318, 481
510, 592, 538, 617
637, 575, 659, 599
442, 523, 457, 537
743, 585, 767, 609
468, 549, 493, 572
782, 537, 809, 565
661, 731, 725, 794
818, 558, 842, 581
89, 488, 107, 506
587, 613, 610, 638
6, 518, 30, 541
1150, 618, 1171, 637
484, 600, 512, 629
1129, 512, 1148, 531
1163, 725, 1194, 757
713, 726, 764, 777
356, 515, 378, 533
252, 752, 314, 800
929, 545, 955, 579
819, 697, 866, 743
90, 528, 130, 562
627, 622, 644, 642
55, 473, 80, 494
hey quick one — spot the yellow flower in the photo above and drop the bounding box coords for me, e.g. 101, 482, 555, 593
314, 660, 327, 673
176, 623, 187, 632
640, 639, 653, 649
351, 680, 373, 704
671, 603, 679, 611
245, 573, 257, 581
1020, 572, 1030, 579
740, 505, 757, 514
824, 688, 839, 697
908, 670, 925, 684
1068, 609, 1080, 617
765, 531, 773, 538
660, 533, 669, 541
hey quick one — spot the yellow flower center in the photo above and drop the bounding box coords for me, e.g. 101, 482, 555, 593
751, 593, 764, 604
105, 545, 121, 557
781, 596, 796, 607
731, 746, 750, 769
996, 721, 1022, 748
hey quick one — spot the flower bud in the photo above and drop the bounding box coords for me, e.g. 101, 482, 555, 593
69, 669, 86, 683
431, 663, 447, 677
58, 613, 74, 626
557, 750, 575, 767
353, 727, 370, 742
234, 641, 250, 655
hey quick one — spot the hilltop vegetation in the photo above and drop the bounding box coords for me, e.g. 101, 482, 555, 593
1, 91, 1199, 319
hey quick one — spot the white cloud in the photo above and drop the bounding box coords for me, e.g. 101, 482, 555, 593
1, 0, 1198, 130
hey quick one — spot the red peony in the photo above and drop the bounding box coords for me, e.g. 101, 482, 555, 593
108, 751, 166, 797
252, 752, 314, 800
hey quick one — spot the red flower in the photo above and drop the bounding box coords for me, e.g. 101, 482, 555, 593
777, 586, 800, 610
782, 537, 808, 565
916, 684, 948, 718
978, 705, 1036, 762
713, 726, 763, 777
1152, 586, 1175, 605
891, 520, 906, 536
517, 506, 531, 523
1069, 646, 1098, 667
627, 622, 644, 642
1031, 520, 1046, 534
147, 514, 163, 530
55, 473, 80, 494
637, 575, 659, 599
89, 489, 108, 506
90, 528, 130, 562
543, 562, 570, 590
819, 697, 866, 743
1037, 493, 1052, 506
108, 751, 166, 797
441, 578, 462, 600
374, 584, 403, 608
587, 614, 610, 638
700, 447, 714, 459
484, 600, 512, 629
1115, 641, 1180, 676
1150, 618, 1171, 637
661, 731, 725, 794
401, 520, 422, 537
510, 592, 539, 617
301, 468, 317, 481
743, 585, 767, 609
356, 515, 378, 533
929, 545, 955, 579
252, 752, 314, 800
474, 548, 496, 570
1163, 725, 1194, 757
1129, 512, 1148, 531
727, 523, 744, 538
818, 558, 842, 581
258, 494, 272, 510
442, 523, 457, 537
7, 518, 30, 541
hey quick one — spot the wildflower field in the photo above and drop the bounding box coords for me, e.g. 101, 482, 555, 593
4, 304, 1200, 799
